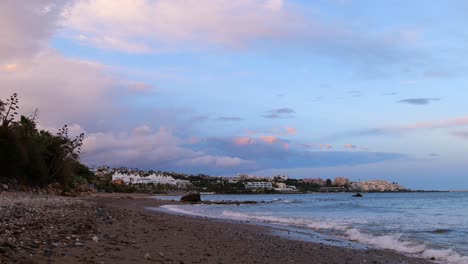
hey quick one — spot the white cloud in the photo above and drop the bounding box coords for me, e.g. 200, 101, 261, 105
61, 0, 422, 69
63, 0, 299, 52
0, 0, 73, 61
0, 50, 118, 127
81, 126, 252, 170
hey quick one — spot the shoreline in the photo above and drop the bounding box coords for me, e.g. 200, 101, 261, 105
1, 192, 432, 264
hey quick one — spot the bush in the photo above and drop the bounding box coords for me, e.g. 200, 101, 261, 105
0, 93, 93, 189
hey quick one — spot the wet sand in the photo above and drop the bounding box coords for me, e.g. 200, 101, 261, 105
0, 192, 432, 264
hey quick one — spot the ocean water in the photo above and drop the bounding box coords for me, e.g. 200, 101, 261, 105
153, 192, 468, 264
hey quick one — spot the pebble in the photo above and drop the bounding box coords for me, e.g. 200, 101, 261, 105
144, 252, 152, 260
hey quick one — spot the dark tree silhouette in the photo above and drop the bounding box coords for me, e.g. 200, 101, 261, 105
0, 93, 93, 189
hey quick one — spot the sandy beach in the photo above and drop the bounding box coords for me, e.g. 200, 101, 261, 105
0, 192, 432, 264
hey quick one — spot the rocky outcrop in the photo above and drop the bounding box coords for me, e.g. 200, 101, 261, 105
180, 193, 201, 202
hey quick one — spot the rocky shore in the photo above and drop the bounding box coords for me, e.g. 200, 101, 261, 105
0, 192, 432, 264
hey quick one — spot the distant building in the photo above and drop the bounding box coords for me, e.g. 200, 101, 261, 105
350, 180, 405, 192
273, 175, 289, 181
274, 182, 297, 192
300, 178, 326, 186
334, 177, 350, 186
237, 174, 268, 181
244, 182, 273, 190
111, 172, 191, 187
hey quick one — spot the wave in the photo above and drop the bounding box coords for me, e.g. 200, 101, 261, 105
160, 205, 468, 264
428, 229, 453, 234
345, 229, 468, 264
221, 210, 346, 230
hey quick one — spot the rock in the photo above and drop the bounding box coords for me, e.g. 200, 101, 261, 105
144, 253, 152, 260
1, 184, 8, 190
92, 236, 99, 242
180, 193, 201, 202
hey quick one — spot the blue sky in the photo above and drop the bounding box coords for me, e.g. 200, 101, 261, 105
1, 0, 468, 190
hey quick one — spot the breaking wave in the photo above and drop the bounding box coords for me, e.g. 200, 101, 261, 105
160, 205, 468, 264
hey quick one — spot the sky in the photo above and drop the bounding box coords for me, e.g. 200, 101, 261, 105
1, 0, 468, 190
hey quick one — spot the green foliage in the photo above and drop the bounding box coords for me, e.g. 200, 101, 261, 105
0, 93, 94, 189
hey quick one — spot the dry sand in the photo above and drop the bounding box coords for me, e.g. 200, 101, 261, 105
0, 192, 433, 264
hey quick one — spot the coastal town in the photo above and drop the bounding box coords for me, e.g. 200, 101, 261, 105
95, 167, 407, 194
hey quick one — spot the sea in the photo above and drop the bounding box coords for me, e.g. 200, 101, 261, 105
152, 192, 468, 264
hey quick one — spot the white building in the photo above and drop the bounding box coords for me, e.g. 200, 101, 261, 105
350, 180, 405, 192
111, 172, 191, 187
244, 182, 273, 190
274, 182, 297, 192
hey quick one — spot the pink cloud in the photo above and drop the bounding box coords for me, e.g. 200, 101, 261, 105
1, 64, 18, 73
283, 143, 290, 150
187, 136, 201, 144
260, 135, 279, 144
127, 81, 154, 92
344, 144, 357, 149
234, 137, 255, 145
285, 127, 297, 135
378, 116, 468, 133
133, 125, 152, 135
319, 144, 333, 150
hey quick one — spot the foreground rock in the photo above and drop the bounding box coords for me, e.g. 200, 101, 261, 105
180, 193, 201, 202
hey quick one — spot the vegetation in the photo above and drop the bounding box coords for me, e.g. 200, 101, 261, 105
0, 93, 94, 190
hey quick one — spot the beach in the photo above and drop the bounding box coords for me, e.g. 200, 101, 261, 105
0, 192, 433, 264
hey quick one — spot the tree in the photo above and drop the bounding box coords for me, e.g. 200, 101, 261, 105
325, 179, 333, 187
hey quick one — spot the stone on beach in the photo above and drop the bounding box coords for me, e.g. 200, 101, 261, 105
180, 193, 201, 202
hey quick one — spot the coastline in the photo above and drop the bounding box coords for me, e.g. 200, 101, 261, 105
1, 192, 432, 264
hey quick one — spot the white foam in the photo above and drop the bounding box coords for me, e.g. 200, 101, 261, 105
345, 228, 468, 264
421, 249, 468, 264
158, 205, 208, 217
345, 228, 425, 253
221, 210, 346, 230
158, 205, 468, 264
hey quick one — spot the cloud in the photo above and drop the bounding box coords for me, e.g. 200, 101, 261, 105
263, 107, 295, 119
348, 90, 362, 97
200, 137, 404, 171
388, 117, 468, 131
188, 115, 210, 122
61, 0, 423, 70
0, 50, 120, 127
342, 116, 468, 138
260, 135, 279, 144
1, 64, 18, 73
81, 126, 253, 172
133, 125, 152, 135
127, 81, 154, 92
398, 98, 440, 105
63, 0, 299, 53
0, 0, 72, 61
452, 131, 468, 139
246, 127, 297, 136
320, 144, 333, 150
216, 116, 244, 122
423, 70, 452, 78
285, 127, 297, 135
0, 0, 133, 129
344, 144, 357, 149
234, 137, 255, 146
